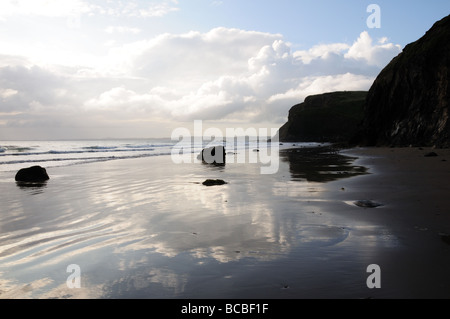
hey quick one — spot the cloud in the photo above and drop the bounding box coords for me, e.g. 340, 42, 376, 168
137, 0, 180, 17
0, 0, 94, 18
0, 88, 18, 99
211, 1, 224, 7
345, 31, 402, 67
105, 26, 142, 35
94, 0, 179, 18
0, 0, 179, 19
293, 32, 402, 73
0, 28, 402, 138
293, 43, 350, 64
0, 65, 68, 112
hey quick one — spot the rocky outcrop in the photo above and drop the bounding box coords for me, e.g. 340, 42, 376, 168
278, 91, 367, 142
197, 146, 226, 165
15, 166, 50, 182
357, 14, 450, 147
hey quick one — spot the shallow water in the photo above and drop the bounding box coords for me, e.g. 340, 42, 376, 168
0, 148, 406, 298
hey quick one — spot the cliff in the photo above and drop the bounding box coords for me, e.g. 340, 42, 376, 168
278, 91, 367, 142
357, 14, 450, 147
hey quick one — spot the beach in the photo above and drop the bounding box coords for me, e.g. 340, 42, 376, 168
1, 145, 450, 299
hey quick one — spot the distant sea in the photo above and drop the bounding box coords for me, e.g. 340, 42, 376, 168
0, 139, 177, 173
0, 138, 324, 174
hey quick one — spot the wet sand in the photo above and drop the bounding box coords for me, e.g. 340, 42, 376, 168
1, 146, 450, 299
338, 147, 450, 298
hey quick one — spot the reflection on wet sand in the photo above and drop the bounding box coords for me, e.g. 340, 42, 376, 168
280, 146, 368, 182
0, 149, 400, 299
16, 181, 48, 195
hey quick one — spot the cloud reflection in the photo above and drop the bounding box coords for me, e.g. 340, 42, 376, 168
0, 153, 399, 298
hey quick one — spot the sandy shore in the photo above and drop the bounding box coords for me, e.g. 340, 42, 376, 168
1, 146, 450, 299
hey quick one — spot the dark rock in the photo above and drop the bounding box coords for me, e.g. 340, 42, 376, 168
197, 146, 226, 165
202, 179, 227, 186
278, 91, 367, 142
441, 234, 450, 245
424, 152, 438, 157
354, 200, 383, 208
15, 166, 50, 182
357, 14, 450, 147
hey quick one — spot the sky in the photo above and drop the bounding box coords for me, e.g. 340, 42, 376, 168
0, 0, 449, 140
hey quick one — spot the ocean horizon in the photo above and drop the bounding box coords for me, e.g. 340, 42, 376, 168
0, 138, 325, 174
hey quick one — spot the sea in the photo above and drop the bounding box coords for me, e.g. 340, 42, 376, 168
0, 138, 327, 174
0, 139, 177, 174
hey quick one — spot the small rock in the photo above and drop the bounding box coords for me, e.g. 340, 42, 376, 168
424, 152, 438, 157
15, 166, 50, 182
197, 145, 226, 164
354, 200, 383, 208
202, 179, 227, 186
440, 234, 450, 245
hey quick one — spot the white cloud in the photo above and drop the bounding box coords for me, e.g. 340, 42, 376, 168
0, 88, 18, 99
268, 73, 375, 105
0, 28, 402, 138
0, 0, 94, 18
211, 1, 223, 7
0, 0, 179, 19
345, 31, 402, 67
95, 0, 179, 18
294, 32, 402, 70
138, 0, 180, 17
107, 28, 283, 87
293, 43, 350, 64
105, 26, 142, 35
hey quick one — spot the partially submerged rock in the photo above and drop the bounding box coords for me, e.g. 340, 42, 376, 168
354, 200, 383, 208
197, 146, 226, 165
15, 166, 50, 182
202, 179, 227, 186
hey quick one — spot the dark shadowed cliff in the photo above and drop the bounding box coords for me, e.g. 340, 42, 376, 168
357, 14, 450, 147
278, 91, 367, 142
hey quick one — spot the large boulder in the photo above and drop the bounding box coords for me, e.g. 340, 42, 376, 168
15, 166, 50, 182
357, 14, 450, 147
278, 91, 367, 143
197, 146, 226, 165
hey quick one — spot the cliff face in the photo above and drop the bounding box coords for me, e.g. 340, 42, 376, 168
359, 14, 450, 147
278, 91, 367, 142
